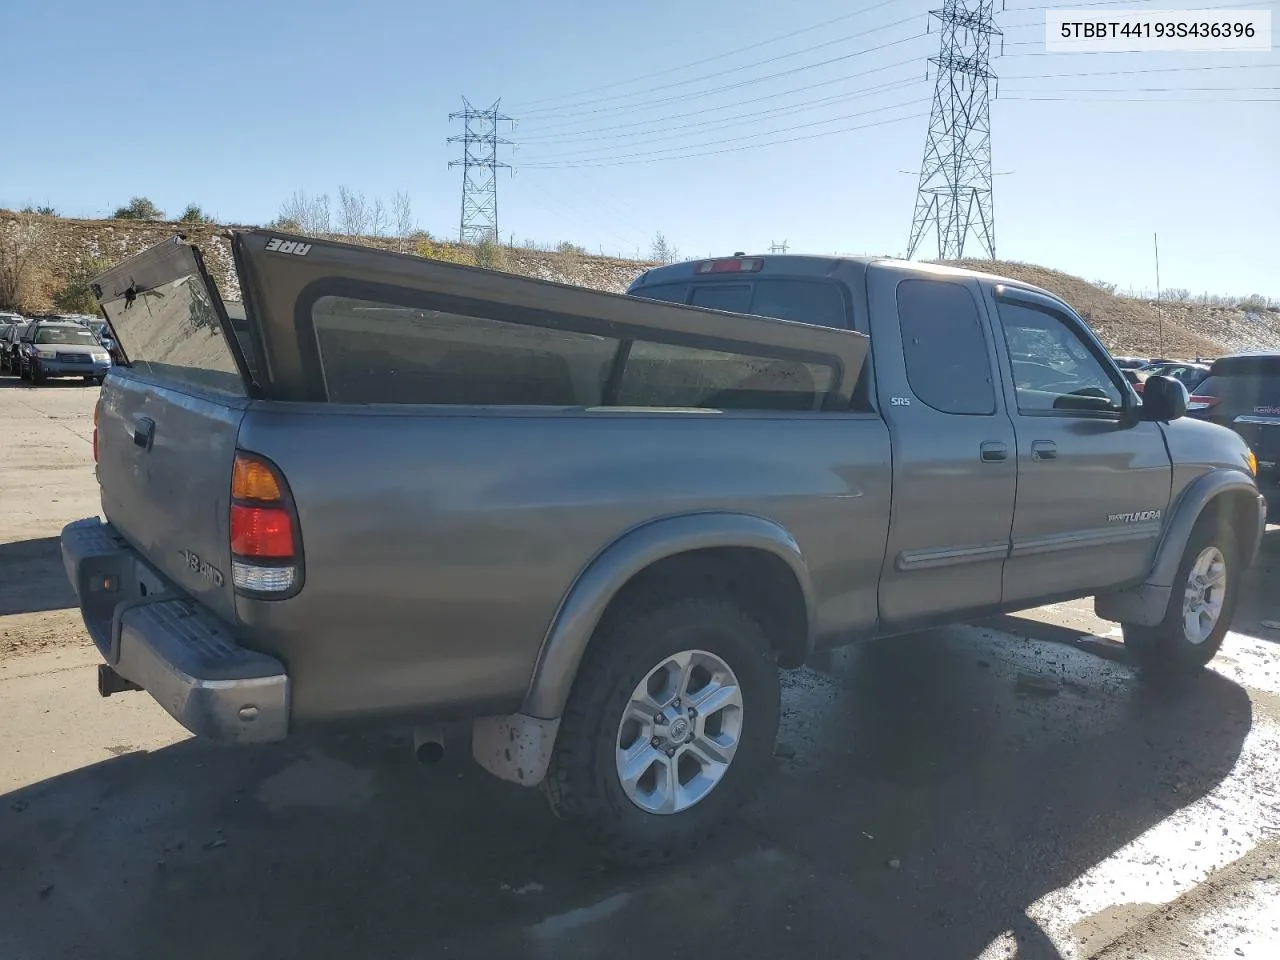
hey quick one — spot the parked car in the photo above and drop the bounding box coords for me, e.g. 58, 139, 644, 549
1137, 361, 1210, 395
62, 234, 1264, 864
0, 322, 29, 374
1186, 352, 1280, 516
0, 311, 24, 326
17, 319, 113, 384
1113, 356, 1149, 369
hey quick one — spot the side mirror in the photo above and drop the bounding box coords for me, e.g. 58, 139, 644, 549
1139, 374, 1188, 422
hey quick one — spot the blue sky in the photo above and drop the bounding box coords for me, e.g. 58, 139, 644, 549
2, 0, 1277, 296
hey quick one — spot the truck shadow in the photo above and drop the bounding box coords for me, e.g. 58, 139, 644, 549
0, 626, 1253, 960
0, 536, 76, 615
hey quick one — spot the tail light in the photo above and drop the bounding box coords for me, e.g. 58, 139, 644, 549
1188, 395, 1220, 412
230, 452, 302, 596
695, 257, 764, 274
92, 399, 100, 463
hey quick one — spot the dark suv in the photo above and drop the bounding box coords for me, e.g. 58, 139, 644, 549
1188, 352, 1280, 513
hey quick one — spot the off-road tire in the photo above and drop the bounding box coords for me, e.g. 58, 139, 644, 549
1123, 519, 1239, 676
544, 595, 781, 867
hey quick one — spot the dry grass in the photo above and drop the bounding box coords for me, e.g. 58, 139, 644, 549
948, 259, 1224, 358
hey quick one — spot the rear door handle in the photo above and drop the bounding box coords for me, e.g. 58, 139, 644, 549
980, 441, 1008, 462
1032, 440, 1058, 461
133, 417, 155, 451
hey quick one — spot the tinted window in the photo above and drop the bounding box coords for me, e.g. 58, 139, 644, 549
749, 280, 847, 329
312, 296, 619, 405
1211, 355, 1280, 378
35, 326, 98, 345
630, 279, 848, 329
996, 301, 1123, 414
895, 279, 995, 415
617, 341, 833, 411
690, 284, 752, 313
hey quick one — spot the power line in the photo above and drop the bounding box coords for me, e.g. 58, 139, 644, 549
517, 110, 928, 169
519, 95, 929, 165
509, 0, 909, 110
513, 30, 930, 124
1001, 94, 1280, 101
515, 12, 922, 118
515, 77, 925, 150
517, 54, 928, 138
1002, 62, 1280, 79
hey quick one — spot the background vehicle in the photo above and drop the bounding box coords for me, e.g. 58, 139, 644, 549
1136, 361, 1210, 395
1113, 356, 1149, 369
63, 235, 1264, 864
0, 322, 29, 374
17, 319, 112, 384
1187, 352, 1280, 515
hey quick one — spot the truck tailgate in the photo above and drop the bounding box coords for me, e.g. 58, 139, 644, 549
90, 238, 255, 623
96, 376, 247, 621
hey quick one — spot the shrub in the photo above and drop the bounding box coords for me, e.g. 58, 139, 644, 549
557, 241, 587, 256
0, 213, 46, 312
112, 197, 165, 220
1092, 279, 1118, 295
179, 203, 214, 224
1239, 294, 1268, 312
473, 238, 509, 271
52, 257, 112, 315
417, 239, 474, 266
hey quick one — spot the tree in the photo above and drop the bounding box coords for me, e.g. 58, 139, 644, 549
179, 203, 214, 224
392, 191, 414, 252
337, 186, 369, 236
53, 256, 112, 315
0, 213, 46, 312
650, 231, 679, 265
369, 197, 388, 238
112, 197, 165, 220
274, 190, 331, 236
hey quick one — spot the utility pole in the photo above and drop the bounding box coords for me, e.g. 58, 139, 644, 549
448, 98, 514, 244
906, 0, 1001, 261
1154, 232, 1164, 356
769, 240, 789, 255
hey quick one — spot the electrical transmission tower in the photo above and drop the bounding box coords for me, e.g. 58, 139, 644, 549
448, 98, 514, 244
769, 240, 789, 254
906, 0, 1001, 261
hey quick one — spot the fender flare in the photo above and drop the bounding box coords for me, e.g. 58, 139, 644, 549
1096, 468, 1263, 626
520, 512, 816, 720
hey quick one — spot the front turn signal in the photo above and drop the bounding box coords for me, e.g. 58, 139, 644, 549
1247, 449, 1258, 477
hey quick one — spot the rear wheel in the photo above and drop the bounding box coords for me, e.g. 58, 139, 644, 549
1123, 519, 1238, 676
544, 595, 780, 866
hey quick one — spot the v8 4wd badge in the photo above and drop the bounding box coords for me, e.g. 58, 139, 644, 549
179, 550, 224, 587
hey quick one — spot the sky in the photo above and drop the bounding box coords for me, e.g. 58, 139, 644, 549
2, 0, 1277, 297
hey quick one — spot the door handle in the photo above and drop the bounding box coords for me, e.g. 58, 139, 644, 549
133, 416, 155, 451
1032, 440, 1058, 460
980, 441, 1008, 462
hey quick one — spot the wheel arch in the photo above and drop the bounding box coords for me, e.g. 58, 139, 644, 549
521, 512, 816, 720
1096, 469, 1264, 626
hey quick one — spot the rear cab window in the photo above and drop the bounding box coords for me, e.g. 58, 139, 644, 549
633, 278, 849, 330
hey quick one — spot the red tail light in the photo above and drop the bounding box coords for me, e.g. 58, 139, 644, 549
230, 504, 295, 557
230, 452, 301, 595
1188, 395, 1220, 412
695, 257, 764, 275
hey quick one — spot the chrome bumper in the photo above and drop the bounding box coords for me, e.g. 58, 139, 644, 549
60, 517, 289, 743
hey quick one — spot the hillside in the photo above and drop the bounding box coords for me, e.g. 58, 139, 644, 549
4, 211, 1276, 359
949, 259, 1280, 359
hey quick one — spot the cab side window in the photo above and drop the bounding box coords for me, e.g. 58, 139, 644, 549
896, 279, 996, 415
996, 301, 1124, 415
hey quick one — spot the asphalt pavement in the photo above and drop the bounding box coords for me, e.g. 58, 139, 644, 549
2, 378, 1279, 960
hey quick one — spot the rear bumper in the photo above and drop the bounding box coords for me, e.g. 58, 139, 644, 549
60, 517, 289, 743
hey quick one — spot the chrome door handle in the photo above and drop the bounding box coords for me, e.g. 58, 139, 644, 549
980, 441, 1008, 462
1032, 440, 1057, 461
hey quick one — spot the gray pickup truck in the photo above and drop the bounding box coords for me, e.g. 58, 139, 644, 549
62, 233, 1264, 864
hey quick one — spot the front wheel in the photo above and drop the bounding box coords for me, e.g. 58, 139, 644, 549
1123, 520, 1238, 676
30, 362, 46, 385
544, 595, 780, 866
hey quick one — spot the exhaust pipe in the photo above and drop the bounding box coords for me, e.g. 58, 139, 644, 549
412, 725, 446, 765
97, 664, 141, 698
